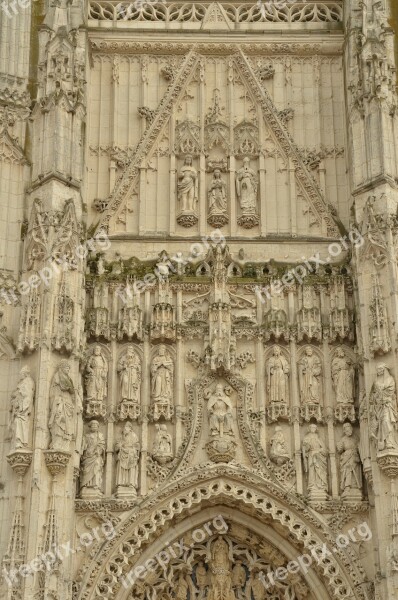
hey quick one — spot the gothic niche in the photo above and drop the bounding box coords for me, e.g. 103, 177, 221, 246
331, 348, 356, 423
117, 346, 141, 420
235, 157, 259, 229
84, 345, 108, 418
207, 167, 228, 228
149, 345, 174, 421
302, 424, 328, 502
80, 420, 105, 499
177, 154, 199, 228
205, 383, 237, 463
115, 421, 140, 499
152, 423, 173, 464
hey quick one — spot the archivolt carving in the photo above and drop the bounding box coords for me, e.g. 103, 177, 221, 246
74, 470, 368, 600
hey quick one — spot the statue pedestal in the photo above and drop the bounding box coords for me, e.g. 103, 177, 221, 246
334, 404, 356, 423
341, 488, 362, 502
377, 451, 398, 478
116, 485, 137, 499
177, 212, 198, 228
7, 449, 33, 476
206, 437, 236, 463
80, 488, 103, 500
308, 489, 328, 502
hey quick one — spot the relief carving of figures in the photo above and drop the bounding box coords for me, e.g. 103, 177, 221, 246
236, 157, 259, 228
177, 155, 198, 227
208, 384, 233, 437
302, 424, 328, 501
85, 346, 108, 417
9, 366, 35, 451
80, 420, 105, 497
370, 364, 398, 452
208, 537, 235, 600
331, 349, 354, 404
49, 361, 75, 451
208, 169, 228, 228
117, 346, 141, 420
298, 348, 322, 424
269, 426, 290, 466
152, 424, 173, 464
337, 423, 362, 501
150, 345, 174, 421
115, 422, 140, 497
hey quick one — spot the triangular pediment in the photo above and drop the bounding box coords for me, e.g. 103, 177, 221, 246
201, 2, 232, 30
0, 128, 28, 165
99, 50, 343, 238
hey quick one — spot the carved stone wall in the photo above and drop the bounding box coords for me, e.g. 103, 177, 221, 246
0, 1, 397, 599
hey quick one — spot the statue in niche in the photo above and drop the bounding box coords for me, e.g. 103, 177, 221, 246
80, 420, 105, 496
85, 346, 108, 413
208, 169, 227, 218
331, 348, 354, 404
196, 561, 208, 596
115, 422, 140, 495
152, 424, 173, 464
266, 347, 290, 404
269, 426, 290, 465
208, 384, 233, 437
298, 347, 321, 404
337, 423, 362, 499
370, 364, 398, 452
232, 560, 246, 590
117, 346, 141, 404
302, 424, 328, 499
9, 366, 35, 451
49, 361, 75, 451
177, 154, 198, 213
236, 157, 258, 214
208, 537, 235, 600
175, 572, 189, 600
151, 345, 174, 420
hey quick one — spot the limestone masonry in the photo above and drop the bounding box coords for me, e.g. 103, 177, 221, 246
0, 0, 398, 598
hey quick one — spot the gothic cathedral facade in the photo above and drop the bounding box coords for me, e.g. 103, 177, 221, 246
1, 0, 398, 599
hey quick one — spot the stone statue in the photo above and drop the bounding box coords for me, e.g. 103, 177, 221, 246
196, 561, 208, 594
117, 346, 141, 403
232, 560, 246, 589
177, 155, 198, 213
269, 426, 290, 465
331, 348, 354, 404
208, 384, 233, 437
208, 169, 227, 218
115, 422, 140, 495
152, 424, 173, 463
9, 366, 35, 450
235, 157, 258, 214
175, 572, 189, 600
266, 347, 290, 404
151, 345, 174, 420
85, 345, 108, 404
80, 420, 105, 496
298, 347, 321, 404
302, 424, 328, 499
370, 364, 398, 452
49, 361, 75, 451
337, 423, 362, 499
208, 537, 235, 600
